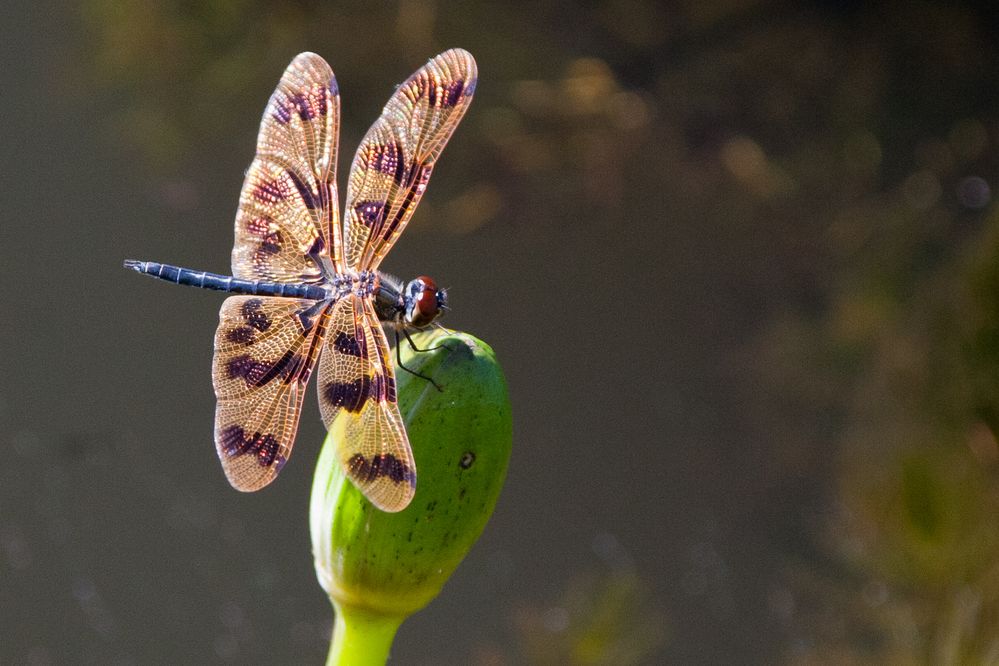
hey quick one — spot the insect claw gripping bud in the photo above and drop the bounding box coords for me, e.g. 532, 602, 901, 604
311, 329, 512, 663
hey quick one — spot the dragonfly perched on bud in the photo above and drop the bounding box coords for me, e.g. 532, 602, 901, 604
125, 49, 477, 512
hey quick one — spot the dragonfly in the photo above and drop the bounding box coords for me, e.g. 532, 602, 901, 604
124, 49, 477, 512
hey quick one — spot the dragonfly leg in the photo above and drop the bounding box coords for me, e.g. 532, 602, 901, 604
404, 325, 455, 353
394, 328, 444, 392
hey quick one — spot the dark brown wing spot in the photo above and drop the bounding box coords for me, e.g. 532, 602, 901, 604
267, 350, 305, 385
227, 351, 304, 387
226, 355, 269, 385
367, 142, 404, 181
323, 373, 392, 413
295, 86, 326, 121
432, 79, 466, 108
253, 179, 287, 203
333, 331, 364, 357
252, 231, 283, 265
323, 378, 369, 413
307, 235, 325, 257
347, 453, 416, 487
271, 100, 292, 124
257, 230, 282, 255
226, 326, 256, 345
270, 85, 330, 124
219, 425, 285, 469
354, 201, 383, 227
241, 299, 271, 331
287, 170, 319, 210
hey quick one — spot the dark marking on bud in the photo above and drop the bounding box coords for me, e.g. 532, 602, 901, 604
354, 201, 383, 227
219, 425, 284, 468
241, 299, 271, 331
347, 453, 416, 487
328, 77, 339, 97
226, 326, 256, 345
464, 77, 477, 96
459, 451, 475, 469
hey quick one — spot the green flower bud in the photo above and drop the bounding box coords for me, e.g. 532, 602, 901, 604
311, 329, 512, 664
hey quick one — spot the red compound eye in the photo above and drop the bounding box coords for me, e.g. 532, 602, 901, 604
408, 276, 441, 327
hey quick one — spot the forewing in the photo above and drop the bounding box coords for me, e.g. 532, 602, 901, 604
343, 48, 477, 271
232, 53, 341, 283
213, 296, 330, 491
317, 296, 416, 512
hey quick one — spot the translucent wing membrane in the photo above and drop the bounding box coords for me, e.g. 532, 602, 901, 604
343, 48, 477, 272
232, 53, 341, 283
317, 296, 416, 512
213, 296, 330, 491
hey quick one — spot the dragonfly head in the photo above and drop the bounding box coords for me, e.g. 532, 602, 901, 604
404, 276, 447, 328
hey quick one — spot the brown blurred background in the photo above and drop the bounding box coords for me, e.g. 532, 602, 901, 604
4, 1, 999, 663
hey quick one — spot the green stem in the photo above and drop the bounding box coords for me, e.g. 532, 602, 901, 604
326, 603, 404, 666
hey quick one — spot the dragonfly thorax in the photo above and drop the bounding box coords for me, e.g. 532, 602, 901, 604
372, 273, 447, 328
333, 270, 378, 299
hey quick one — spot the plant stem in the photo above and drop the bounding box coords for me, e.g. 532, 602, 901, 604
326, 603, 404, 666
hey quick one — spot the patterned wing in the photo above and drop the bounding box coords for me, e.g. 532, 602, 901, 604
232, 53, 341, 283
213, 296, 330, 491
317, 295, 416, 512
343, 48, 477, 271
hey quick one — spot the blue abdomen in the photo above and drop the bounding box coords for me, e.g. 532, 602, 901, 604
124, 260, 329, 300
